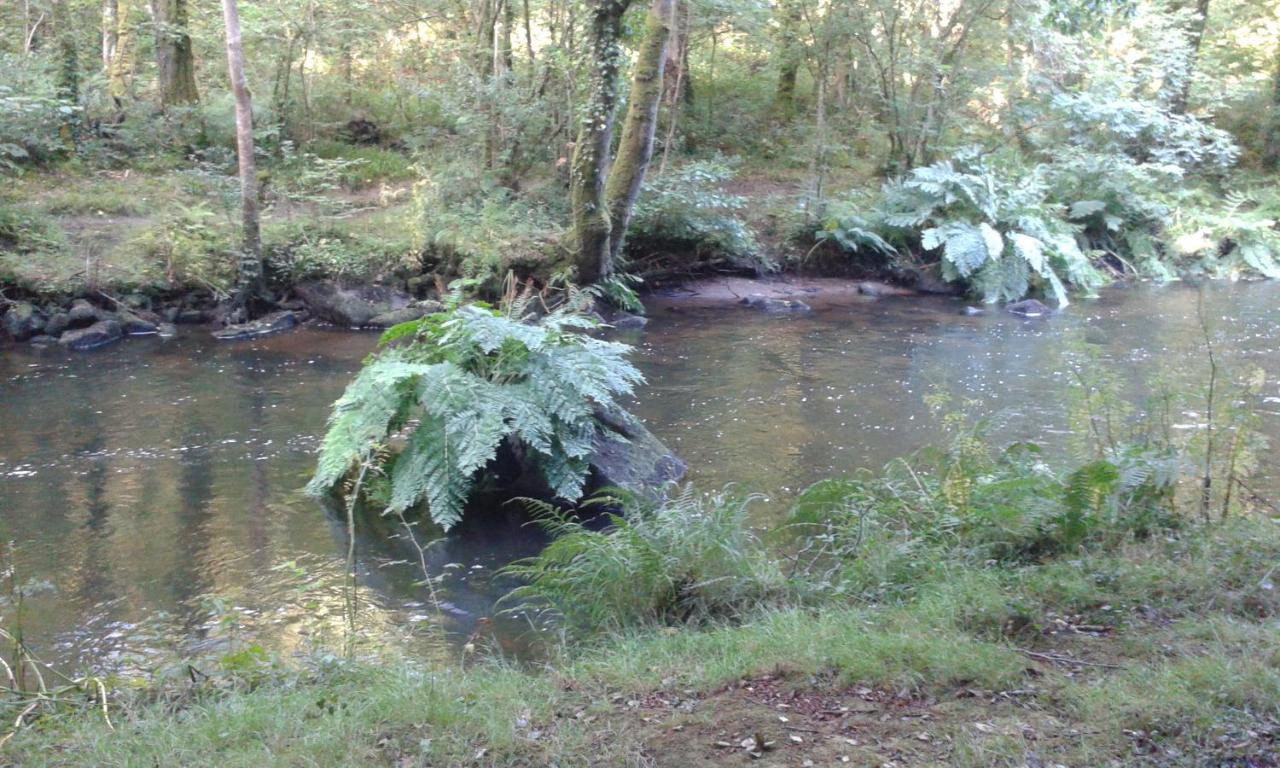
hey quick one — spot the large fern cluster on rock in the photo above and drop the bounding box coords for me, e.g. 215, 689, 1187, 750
306, 290, 644, 530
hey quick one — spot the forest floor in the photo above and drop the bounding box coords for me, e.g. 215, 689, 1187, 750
10, 518, 1279, 767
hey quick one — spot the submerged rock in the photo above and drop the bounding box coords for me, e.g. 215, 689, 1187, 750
1006, 299, 1052, 317
907, 264, 961, 295
588, 407, 687, 500
59, 319, 124, 351
610, 312, 648, 330
857, 281, 914, 297
297, 280, 414, 328
3, 302, 42, 341
740, 295, 812, 314
212, 310, 299, 341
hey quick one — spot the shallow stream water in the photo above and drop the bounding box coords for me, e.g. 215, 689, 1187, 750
2, 282, 1278, 671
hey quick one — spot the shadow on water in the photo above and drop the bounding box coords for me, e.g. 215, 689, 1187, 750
1, 281, 1278, 670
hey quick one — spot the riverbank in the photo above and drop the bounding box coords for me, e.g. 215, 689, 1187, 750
9, 517, 1278, 766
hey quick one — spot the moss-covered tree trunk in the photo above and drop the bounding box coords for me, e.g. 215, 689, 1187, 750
1264, 43, 1280, 169
604, 0, 674, 264
773, 0, 804, 120
108, 0, 135, 110
568, 0, 632, 284
153, 0, 199, 108
220, 0, 263, 318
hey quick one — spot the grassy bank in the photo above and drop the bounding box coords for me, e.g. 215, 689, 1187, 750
8, 514, 1278, 767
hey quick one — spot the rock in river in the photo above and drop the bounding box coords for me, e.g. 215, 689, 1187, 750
3, 302, 43, 341
212, 310, 299, 341
59, 319, 124, 351
740, 295, 812, 314
297, 280, 415, 328
1006, 299, 1052, 317
588, 407, 687, 500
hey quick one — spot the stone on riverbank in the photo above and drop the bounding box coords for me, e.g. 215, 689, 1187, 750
212, 310, 299, 341
119, 310, 160, 336
589, 407, 687, 500
367, 300, 445, 328
59, 319, 124, 351
3, 302, 43, 341
297, 280, 415, 327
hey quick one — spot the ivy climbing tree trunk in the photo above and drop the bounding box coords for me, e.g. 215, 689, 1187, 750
220, 0, 263, 318
108, 0, 134, 111
773, 0, 804, 120
568, 0, 632, 284
604, 0, 674, 264
153, 0, 199, 109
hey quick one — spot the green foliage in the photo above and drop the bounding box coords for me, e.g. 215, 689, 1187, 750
264, 217, 415, 284
875, 153, 1103, 304
412, 163, 563, 284
502, 487, 788, 634
307, 293, 643, 529
627, 160, 767, 272
308, 141, 417, 187
129, 202, 236, 292
0, 53, 73, 170
0, 204, 67, 255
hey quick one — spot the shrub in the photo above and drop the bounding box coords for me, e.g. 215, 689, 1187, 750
502, 486, 788, 634
264, 218, 415, 285
306, 289, 643, 529
0, 53, 73, 169
874, 152, 1104, 304
128, 203, 236, 292
412, 163, 563, 285
626, 159, 767, 272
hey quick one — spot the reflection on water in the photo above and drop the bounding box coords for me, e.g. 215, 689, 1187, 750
1, 281, 1278, 671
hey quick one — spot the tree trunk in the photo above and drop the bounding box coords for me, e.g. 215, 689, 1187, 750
1169, 0, 1210, 114
53, 0, 79, 148
103, 0, 118, 71
153, 0, 199, 108
1264, 43, 1280, 169
568, 0, 632, 283
220, 0, 263, 317
108, 0, 135, 109
773, 0, 804, 120
604, 0, 674, 264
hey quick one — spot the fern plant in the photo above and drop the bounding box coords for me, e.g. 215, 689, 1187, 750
306, 288, 644, 530
501, 487, 787, 634
875, 153, 1102, 305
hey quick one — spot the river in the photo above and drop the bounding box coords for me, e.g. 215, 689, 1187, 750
1, 281, 1278, 672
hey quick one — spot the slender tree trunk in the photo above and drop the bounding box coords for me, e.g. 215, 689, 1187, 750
568, 0, 632, 283
102, 0, 118, 71
53, 0, 79, 148
220, 0, 263, 317
153, 0, 199, 108
1264, 43, 1280, 169
108, 0, 135, 110
604, 0, 674, 264
1170, 0, 1211, 114
774, 0, 804, 120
